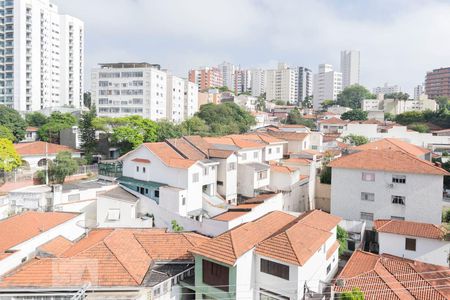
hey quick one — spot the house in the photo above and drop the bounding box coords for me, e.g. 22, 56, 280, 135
189, 210, 341, 300
333, 250, 450, 300
0, 211, 85, 276
14, 141, 81, 170
353, 137, 432, 160
374, 219, 450, 267
318, 117, 348, 134
266, 131, 311, 154
0, 228, 209, 299
22, 127, 39, 143
329, 149, 449, 227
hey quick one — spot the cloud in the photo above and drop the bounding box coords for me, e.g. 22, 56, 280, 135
53, 0, 450, 94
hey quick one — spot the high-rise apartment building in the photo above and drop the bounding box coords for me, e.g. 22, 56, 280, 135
313, 64, 342, 110
265, 63, 298, 103
218, 61, 235, 90
373, 83, 401, 95
234, 69, 251, 95
1, 0, 84, 112
188, 67, 223, 91
167, 75, 185, 123
340, 50, 360, 88
414, 84, 424, 100
184, 80, 198, 119
297, 67, 313, 103
250, 69, 266, 97
425, 67, 450, 99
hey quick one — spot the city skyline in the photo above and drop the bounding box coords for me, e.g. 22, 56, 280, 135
53, 0, 450, 94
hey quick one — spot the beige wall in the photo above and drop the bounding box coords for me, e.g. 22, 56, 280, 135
315, 177, 331, 212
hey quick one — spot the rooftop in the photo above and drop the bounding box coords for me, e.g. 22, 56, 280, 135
374, 219, 448, 240
14, 141, 79, 156
334, 250, 450, 300
319, 117, 348, 125
99, 62, 161, 69
354, 138, 431, 157
100, 186, 139, 203
143, 142, 197, 169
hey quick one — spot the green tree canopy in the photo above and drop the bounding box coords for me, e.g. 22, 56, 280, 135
286, 108, 316, 128
79, 105, 97, 163
44, 151, 78, 184
342, 134, 369, 146
302, 95, 313, 109
0, 125, 15, 142
0, 105, 27, 142
25, 112, 48, 127
339, 288, 364, 300
195, 103, 256, 135
110, 116, 158, 153
274, 100, 287, 106
337, 225, 349, 255
83, 92, 92, 108
408, 123, 429, 133
180, 116, 209, 136
321, 99, 336, 110
0, 138, 21, 172
38, 112, 77, 143
337, 85, 374, 109
384, 92, 410, 100
155, 120, 183, 142
394, 111, 425, 125
341, 109, 368, 121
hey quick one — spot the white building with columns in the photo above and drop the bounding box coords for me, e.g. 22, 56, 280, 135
2, 0, 84, 112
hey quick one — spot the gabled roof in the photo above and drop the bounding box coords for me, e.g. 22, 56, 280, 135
334, 250, 450, 300
354, 138, 431, 157
266, 130, 309, 141
14, 141, 79, 156
0, 212, 79, 254
166, 138, 206, 160
239, 133, 287, 144
283, 157, 312, 165
270, 164, 298, 174
143, 142, 196, 169
319, 117, 348, 125
0, 229, 209, 288
374, 219, 448, 240
204, 136, 265, 149
37, 236, 73, 257
329, 149, 449, 175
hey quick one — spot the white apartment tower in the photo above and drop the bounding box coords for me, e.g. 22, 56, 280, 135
218, 61, 235, 90
250, 69, 266, 97
234, 69, 251, 95
340, 50, 360, 88
298, 66, 313, 103
313, 64, 342, 110
167, 75, 185, 123
184, 80, 198, 119
92, 63, 167, 121
265, 63, 298, 103
373, 83, 401, 95
1, 0, 84, 111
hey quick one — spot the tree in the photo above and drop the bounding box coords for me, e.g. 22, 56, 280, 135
336, 85, 374, 109
79, 105, 97, 163
38, 112, 77, 143
286, 108, 316, 128
384, 92, 410, 100
43, 151, 78, 184
275, 100, 287, 106
180, 116, 209, 136
0, 138, 21, 173
408, 123, 429, 133
395, 111, 425, 125
195, 103, 256, 135
341, 109, 368, 121
320, 167, 332, 184
321, 99, 336, 110
442, 209, 450, 223
337, 225, 349, 255
171, 220, 184, 232
302, 95, 313, 109
256, 95, 266, 111
0, 126, 15, 142
436, 96, 450, 109
25, 112, 48, 127
342, 134, 369, 146
110, 116, 158, 153
83, 92, 92, 108
339, 288, 364, 300
384, 112, 394, 121
111, 126, 145, 154
0, 105, 27, 142
156, 120, 182, 141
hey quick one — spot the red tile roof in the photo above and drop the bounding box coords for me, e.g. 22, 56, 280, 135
26, 127, 39, 132
14, 142, 79, 156
143, 142, 196, 169
329, 149, 449, 175
266, 130, 309, 141
319, 117, 348, 125
0, 229, 209, 288
355, 138, 431, 157
0, 212, 79, 255
270, 164, 298, 174
334, 250, 450, 300
131, 158, 151, 163
283, 158, 312, 165
374, 219, 448, 240
38, 236, 73, 257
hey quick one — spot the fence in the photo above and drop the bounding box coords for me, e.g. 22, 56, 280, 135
1, 165, 98, 184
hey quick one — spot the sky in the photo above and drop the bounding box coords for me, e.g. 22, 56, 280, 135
53, 0, 450, 94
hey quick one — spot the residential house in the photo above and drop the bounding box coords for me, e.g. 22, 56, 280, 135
353, 138, 432, 161
374, 219, 450, 267
329, 149, 449, 227
190, 210, 341, 300
22, 127, 39, 143
318, 117, 348, 134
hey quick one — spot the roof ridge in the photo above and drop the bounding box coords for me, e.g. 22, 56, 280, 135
132, 232, 155, 261
284, 231, 302, 265
69, 229, 115, 258
374, 262, 414, 299
397, 149, 448, 173
102, 239, 141, 285
409, 261, 449, 299
374, 219, 392, 232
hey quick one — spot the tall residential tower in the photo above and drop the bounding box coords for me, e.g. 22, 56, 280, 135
340, 50, 360, 88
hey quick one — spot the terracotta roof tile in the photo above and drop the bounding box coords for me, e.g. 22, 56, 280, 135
143, 142, 196, 169
329, 149, 449, 175
14, 142, 79, 156
335, 250, 450, 300
131, 158, 151, 163
166, 138, 207, 160
374, 219, 447, 240
283, 158, 312, 165
319, 117, 348, 125
355, 138, 431, 157
0, 212, 79, 254
266, 131, 309, 141
38, 236, 73, 257
326, 240, 340, 260
270, 164, 297, 174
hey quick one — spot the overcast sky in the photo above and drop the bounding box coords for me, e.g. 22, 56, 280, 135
54, 0, 450, 94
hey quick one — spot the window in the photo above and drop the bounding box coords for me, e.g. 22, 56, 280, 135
268, 148, 272, 155
360, 212, 374, 221
362, 172, 375, 181
257, 170, 268, 180
361, 192, 375, 201
276, 147, 281, 153
204, 168, 209, 176
326, 264, 331, 274
260, 258, 289, 280
392, 195, 405, 205
142, 167, 146, 173
392, 175, 406, 184
193, 173, 199, 183
391, 216, 405, 220
136, 166, 139, 172
405, 238, 416, 251
202, 260, 229, 291
182, 197, 186, 205
254, 151, 259, 159
217, 181, 224, 186
154, 190, 160, 198
227, 162, 236, 171
107, 209, 120, 221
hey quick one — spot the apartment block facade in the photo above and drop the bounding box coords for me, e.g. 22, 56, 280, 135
313, 64, 342, 110
340, 50, 360, 88
425, 67, 450, 99
1, 0, 84, 111
188, 67, 223, 91
265, 63, 298, 104
297, 66, 313, 103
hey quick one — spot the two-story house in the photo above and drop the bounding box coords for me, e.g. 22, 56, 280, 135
189, 210, 341, 300
329, 149, 449, 227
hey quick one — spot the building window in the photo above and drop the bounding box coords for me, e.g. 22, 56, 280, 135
254, 151, 259, 159
107, 209, 120, 221
182, 197, 186, 205
362, 172, 375, 181
204, 168, 209, 176
391, 216, 405, 220
136, 166, 139, 172
193, 173, 199, 183
360, 212, 374, 221
361, 192, 375, 201
217, 181, 224, 186
227, 162, 236, 171
142, 167, 146, 173
260, 258, 289, 280
202, 260, 229, 291
257, 170, 268, 180
392, 195, 405, 205
392, 175, 406, 184
154, 190, 159, 198
405, 238, 416, 251
268, 148, 272, 155
276, 147, 281, 153
326, 264, 331, 274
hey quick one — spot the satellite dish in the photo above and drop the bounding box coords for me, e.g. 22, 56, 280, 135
76, 219, 99, 235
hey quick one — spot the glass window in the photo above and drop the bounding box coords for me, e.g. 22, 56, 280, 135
260, 258, 289, 280
254, 151, 259, 159
405, 238, 416, 251
193, 173, 199, 183
362, 172, 375, 181
392, 195, 405, 205
361, 192, 375, 201
360, 212, 374, 221
392, 175, 406, 184
227, 162, 236, 171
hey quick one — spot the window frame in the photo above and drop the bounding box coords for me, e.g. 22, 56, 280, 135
260, 258, 289, 280
361, 192, 375, 201
391, 195, 406, 205
405, 238, 416, 251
